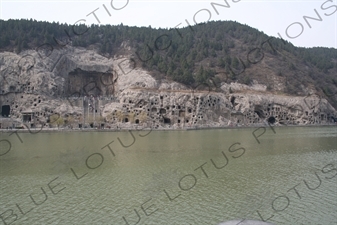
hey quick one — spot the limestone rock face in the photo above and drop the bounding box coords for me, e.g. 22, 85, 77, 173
0, 46, 336, 129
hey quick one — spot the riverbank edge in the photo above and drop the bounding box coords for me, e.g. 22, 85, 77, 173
0, 123, 336, 133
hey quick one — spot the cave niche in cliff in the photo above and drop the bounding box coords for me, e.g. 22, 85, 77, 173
254, 105, 265, 119
230, 96, 235, 106
159, 108, 166, 114
179, 111, 185, 117
163, 117, 171, 124
1, 105, 10, 117
67, 68, 115, 97
268, 116, 276, 124
22, 113, 32, 122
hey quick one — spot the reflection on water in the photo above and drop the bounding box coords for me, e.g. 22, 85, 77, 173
0, 126, 336, 224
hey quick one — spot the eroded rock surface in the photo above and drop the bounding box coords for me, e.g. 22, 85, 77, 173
0, 46, 336, 129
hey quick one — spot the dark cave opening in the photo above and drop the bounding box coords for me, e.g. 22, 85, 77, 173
1, 105, 10, 117
268, 116, 276, 124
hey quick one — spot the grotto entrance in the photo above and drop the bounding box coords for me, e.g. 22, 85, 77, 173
254, 105, 265, 119
22, 113, 32, 122
268, 116, 276, 124
163, 117, 171, 124
67, 68, 116, 96
1, 105, 10, 117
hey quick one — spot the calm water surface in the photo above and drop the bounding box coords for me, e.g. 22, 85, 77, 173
1, 126, 336, 225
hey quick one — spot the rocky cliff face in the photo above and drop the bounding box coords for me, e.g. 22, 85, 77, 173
0, 45, 336, 129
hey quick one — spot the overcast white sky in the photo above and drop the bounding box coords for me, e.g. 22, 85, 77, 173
0, 0, 336, 48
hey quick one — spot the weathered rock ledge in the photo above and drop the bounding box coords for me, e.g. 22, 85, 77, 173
0, 46, 336, 130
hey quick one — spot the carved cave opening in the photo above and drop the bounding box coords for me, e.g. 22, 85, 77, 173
163, 117, 171, 124
67, 68, 116, 97
22, 113, 32, 122
230, 96, 236, 107
159, 108, 166, 114
1, 105, 10, 117
268, 116, 276, 124
254, 105, 265, 119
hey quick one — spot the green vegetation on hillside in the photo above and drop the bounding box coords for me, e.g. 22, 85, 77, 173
1, 19, 336, 108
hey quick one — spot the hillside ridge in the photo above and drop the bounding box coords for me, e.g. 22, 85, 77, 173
0, 19, 336, 129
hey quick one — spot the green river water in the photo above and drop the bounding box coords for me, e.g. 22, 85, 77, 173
0, 126, 336, 225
